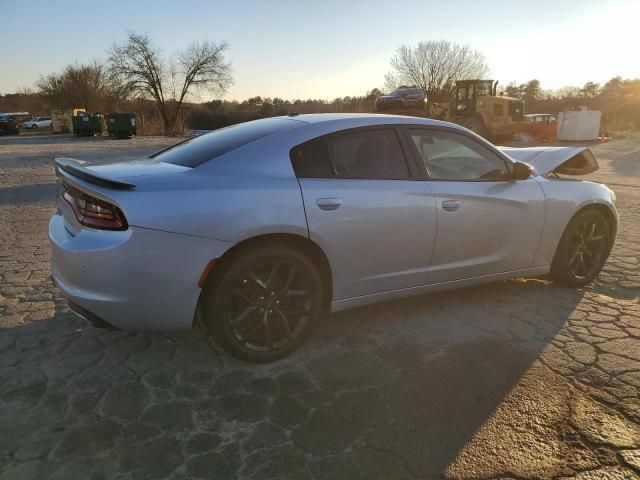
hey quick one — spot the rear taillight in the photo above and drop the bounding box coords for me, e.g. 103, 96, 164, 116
62, 184, 128, 231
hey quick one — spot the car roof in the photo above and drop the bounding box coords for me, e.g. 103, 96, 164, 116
278, 113, 454, 128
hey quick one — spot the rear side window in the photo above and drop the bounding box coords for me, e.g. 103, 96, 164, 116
152, 118, 301, 168
291, 128, 411, 180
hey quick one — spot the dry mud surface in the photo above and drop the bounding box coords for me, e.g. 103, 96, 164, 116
0, 133, 639, 479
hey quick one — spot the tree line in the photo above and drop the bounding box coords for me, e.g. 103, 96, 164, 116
1, 37, 639, 133
22, 31, 232, 135
503, 77, 640, 130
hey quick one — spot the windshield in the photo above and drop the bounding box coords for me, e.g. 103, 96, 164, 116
151, 117, 302, 168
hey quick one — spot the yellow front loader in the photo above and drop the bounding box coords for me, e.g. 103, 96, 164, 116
430, 80, 525, 139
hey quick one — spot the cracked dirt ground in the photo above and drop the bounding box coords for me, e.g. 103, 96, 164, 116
0, 133, 639, 480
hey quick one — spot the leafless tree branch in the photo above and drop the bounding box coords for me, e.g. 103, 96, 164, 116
107, 31, 232, 133
385, 40, 490, 106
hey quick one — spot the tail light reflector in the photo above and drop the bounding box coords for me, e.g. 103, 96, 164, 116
62, 184, 128, 230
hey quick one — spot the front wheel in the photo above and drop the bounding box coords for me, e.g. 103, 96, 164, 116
201, 244, 324, 363
551, 210, 612, 286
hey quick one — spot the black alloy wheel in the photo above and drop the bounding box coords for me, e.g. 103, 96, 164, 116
551, 209, 612, 286
202, 244, 324, 363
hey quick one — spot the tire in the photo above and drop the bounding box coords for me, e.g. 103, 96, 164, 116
201, 243, 324, 363
32, 124, 38, 129
551, 209, 612, 287
462, 116, 488, 138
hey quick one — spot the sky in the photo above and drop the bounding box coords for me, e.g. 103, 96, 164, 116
1, 0, 639, 101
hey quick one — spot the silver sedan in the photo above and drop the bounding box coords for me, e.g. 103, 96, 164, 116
49, 114, 618, 362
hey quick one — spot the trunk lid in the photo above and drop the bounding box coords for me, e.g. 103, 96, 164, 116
54, 157, 191, 189
54, 156, 191, 235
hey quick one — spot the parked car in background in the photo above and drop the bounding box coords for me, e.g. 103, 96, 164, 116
23, 116, 52, 129
520, 114, 557, 141
375, 87, 426, 111
0, 112, 32, 128
0, 116, 20, 135
50, 114, 617, 363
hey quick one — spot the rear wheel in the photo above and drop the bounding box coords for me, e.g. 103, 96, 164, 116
201, 244, 324, 363
551, 209, 612, 286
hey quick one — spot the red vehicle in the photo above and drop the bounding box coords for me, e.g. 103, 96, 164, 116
520, 114, 557, 141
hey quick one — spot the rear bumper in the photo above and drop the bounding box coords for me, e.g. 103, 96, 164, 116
49, 212, 233, 331
67, 301, 119, 330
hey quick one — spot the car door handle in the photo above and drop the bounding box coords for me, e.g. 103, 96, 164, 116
316, 198, 342, 211
441, 200, 461, 212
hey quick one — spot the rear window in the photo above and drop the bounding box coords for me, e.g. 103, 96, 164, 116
151, 118, 301, 168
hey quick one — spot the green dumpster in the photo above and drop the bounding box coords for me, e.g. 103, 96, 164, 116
106, 113, 137, 138
72, 114, 105, 137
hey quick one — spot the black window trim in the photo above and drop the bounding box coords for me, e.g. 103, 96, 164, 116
289, 125, 421, 181
399, 125, 516, 182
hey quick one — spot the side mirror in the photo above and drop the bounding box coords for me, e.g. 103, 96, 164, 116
512, 162, 533, 180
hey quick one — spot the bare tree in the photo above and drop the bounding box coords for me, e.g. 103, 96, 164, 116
37, 61, 117, 111
384, 40, 490, 107
107, 31, 232, 134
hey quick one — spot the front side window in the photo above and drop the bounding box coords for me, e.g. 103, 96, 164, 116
408, 129, 510, 181
291, 128, 411, 180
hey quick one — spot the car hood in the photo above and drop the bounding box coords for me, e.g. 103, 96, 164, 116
498, 146, 599, 176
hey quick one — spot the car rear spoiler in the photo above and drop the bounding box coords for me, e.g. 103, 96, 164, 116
54, 157, 136, 190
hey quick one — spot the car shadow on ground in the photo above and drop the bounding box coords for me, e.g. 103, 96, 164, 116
0, 277, 585, 478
